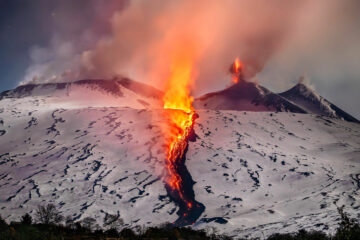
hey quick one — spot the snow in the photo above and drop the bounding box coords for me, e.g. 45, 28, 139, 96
0, 81, 359, 239
188, 110, 360, 238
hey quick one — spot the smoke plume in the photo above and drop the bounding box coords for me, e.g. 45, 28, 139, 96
22, 0, 360, 115
77, 0, 308, 94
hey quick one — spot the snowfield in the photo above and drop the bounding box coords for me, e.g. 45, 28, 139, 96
189, 110, 359, 238
0, 80, 359, 239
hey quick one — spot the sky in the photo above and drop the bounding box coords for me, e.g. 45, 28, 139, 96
0, 0, 359, 119
0, 0, 124, 90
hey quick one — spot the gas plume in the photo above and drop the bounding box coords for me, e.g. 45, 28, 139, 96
22, 0, 360, 113
22, 1, 307, 89
76, 0, 308, 94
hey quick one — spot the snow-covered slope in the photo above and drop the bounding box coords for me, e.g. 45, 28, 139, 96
0, 78, 163, 110
0, 107, 176, 227
0, 80, 359, 239
188, 110, 360, 238
279, 82, 359, 123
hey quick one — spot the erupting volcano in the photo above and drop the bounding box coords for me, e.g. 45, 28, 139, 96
162, 46, 205, 226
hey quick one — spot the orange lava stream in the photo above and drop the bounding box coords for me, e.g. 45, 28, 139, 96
162, 44, 196, 210
165, 110, 195, 209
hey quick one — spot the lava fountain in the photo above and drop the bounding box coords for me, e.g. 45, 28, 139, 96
162, 45, 205, 226
230, 58, 243, 84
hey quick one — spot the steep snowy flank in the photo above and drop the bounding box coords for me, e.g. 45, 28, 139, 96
194, 81, 306, 113
279, 82, 359, 123
0, 92, 359, 238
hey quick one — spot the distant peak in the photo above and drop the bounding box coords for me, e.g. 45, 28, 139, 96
281, 77, 319, 101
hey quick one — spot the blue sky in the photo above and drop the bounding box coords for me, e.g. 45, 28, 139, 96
0, 0, 52, 90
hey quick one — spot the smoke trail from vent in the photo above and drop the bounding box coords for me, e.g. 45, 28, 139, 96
22, 1, 306, 87
22, 0, 360, 118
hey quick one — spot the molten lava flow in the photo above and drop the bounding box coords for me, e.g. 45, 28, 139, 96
231, 58, 243, 84
164, 110, 195, 208
163, 43, 194, 188
161, 44, 204, 225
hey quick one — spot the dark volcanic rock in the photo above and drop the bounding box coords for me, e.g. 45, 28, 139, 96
194, 80, 306, 113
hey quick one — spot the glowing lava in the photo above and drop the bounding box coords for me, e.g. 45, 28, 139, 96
231, 58, 243, 84
162, 47, 196, 211
164, 110, 196, 209
161, 42, 204, 226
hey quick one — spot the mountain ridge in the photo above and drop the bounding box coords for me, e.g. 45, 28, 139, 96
193, 80, 307, 114
1, 78, 358, 122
